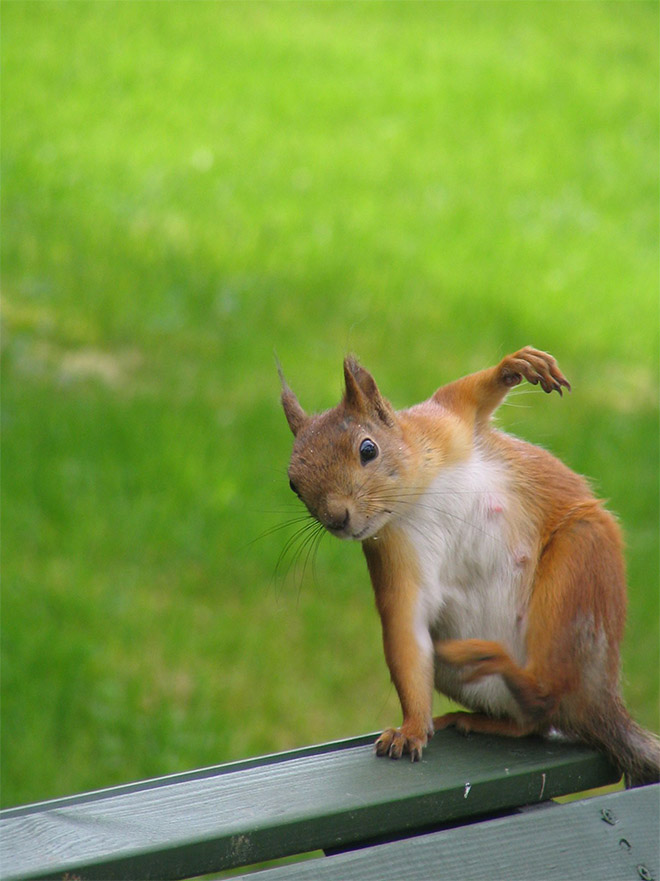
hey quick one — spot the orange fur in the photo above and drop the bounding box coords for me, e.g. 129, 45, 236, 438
281, 347, 660, 786
363, 528, 434, 760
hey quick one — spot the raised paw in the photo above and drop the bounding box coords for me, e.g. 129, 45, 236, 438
375, 725, 429, 762
499, 347, 571, 396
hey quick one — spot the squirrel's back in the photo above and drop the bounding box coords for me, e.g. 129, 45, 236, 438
281, 348, 659, 785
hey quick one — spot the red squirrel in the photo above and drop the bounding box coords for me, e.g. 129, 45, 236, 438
280, 347, 660, 788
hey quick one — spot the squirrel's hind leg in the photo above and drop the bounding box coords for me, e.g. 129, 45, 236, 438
436, 508, 627, 743
433, 711, 542, 738
436, 637, 557, 727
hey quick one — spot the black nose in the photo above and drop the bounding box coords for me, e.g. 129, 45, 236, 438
326, 509, 350, 532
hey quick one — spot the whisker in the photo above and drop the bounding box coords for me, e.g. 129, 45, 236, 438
246, 514, 316, 549
364, 490, 506, 547
269, 509, 329, 605
274, 519, 320, 579
370, 483, 495, 495
294, 523, 326, 602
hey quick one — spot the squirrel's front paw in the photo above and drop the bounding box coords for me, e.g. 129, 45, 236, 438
375, 725, 429, 762
500, 347, 571, 396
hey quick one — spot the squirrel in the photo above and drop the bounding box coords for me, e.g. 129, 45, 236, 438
279, 347, 660, 788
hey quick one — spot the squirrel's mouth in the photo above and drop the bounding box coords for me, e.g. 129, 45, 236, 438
346, 511, 393, 542
352, 524, 373, 541
322, 506, 393, 542
325, 520, 373, 542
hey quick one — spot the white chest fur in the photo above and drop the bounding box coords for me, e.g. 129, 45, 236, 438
398, 450, 532, 718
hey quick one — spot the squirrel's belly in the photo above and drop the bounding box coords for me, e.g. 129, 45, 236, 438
435, 663, 524, 719
427, 573, 529, 719
403, 459, 532, 718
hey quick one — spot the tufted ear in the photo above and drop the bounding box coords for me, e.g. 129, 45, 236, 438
343, 356, 395, 427
277, 359, 308, 437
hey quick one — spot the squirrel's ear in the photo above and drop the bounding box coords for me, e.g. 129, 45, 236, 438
277, 359, 307, 437
343, 356, 365, 411
343, 356, 395, 427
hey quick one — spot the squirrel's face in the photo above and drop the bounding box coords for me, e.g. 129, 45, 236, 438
287, 408, 406, 541
280, 357, 408, 541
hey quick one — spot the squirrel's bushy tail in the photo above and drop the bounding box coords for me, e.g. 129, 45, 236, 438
580, 698, 660, 789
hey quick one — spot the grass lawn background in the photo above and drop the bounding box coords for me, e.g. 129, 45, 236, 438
2, 0, 658, 808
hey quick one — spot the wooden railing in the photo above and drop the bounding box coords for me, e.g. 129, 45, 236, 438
1, 729, 658, 880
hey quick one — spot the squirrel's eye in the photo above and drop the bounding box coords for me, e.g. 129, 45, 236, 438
289, 478, 301, 497
359, 438, 379, 465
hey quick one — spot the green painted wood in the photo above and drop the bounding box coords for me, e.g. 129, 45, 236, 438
0, 730, 619, 881
236, 785, 660, 881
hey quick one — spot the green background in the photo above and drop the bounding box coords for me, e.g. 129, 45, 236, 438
2, 0, 658, 808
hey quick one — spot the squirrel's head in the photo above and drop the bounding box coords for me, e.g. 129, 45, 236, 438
279, 357, 407, 541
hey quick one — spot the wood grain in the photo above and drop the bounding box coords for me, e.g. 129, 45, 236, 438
235, 785, 659, 881
0, 730, 619, 881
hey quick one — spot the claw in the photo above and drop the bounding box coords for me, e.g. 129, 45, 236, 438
503, 348, 571, 397
374, 726, 428, 761
375, 737, 390, 758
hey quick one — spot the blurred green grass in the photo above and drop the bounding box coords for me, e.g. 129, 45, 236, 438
2, 1, 658, 808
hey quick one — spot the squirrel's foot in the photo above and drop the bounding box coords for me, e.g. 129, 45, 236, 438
434, 711, 478, 735
375, 723, 430, 762
434, 711, 541, 738
499, 347, 571, 396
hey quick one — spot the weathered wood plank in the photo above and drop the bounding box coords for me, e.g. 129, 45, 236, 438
0, 730, 619, 881
235, 784, 659, 881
